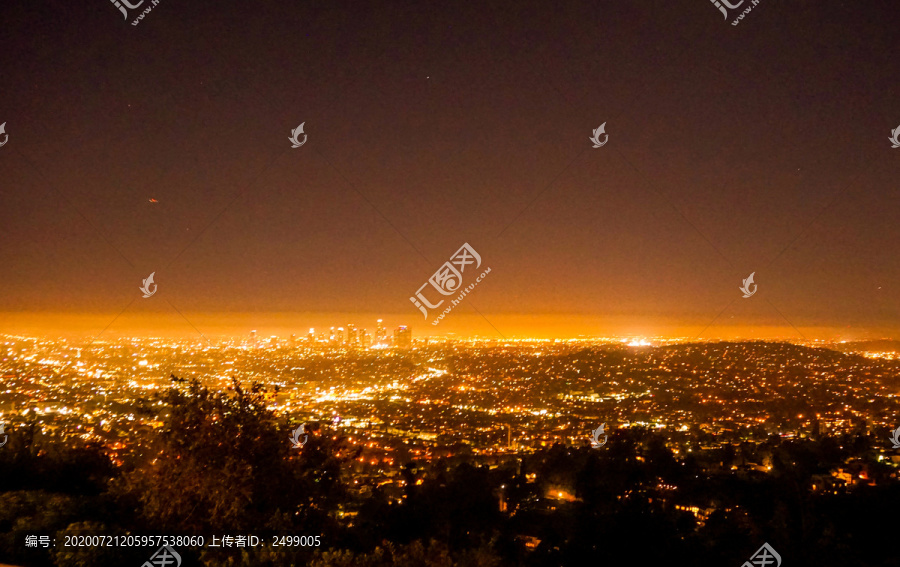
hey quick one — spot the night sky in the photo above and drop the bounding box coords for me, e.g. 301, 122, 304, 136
1, 0, 898, 339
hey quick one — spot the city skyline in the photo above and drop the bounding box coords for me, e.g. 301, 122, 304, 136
1, 310, 897, 342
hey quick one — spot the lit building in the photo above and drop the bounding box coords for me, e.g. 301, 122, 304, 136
393, 326, 412, 348
376, 319, 387, 345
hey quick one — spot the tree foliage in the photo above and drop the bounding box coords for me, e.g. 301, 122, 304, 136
113, 378, 353, 535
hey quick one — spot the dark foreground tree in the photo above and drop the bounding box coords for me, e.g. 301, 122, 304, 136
112, 378, 354, 538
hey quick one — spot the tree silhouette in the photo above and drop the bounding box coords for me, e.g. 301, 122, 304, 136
112, 378, 353, 536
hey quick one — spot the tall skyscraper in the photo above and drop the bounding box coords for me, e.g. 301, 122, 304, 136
376, 319, 387, 345
393, 326, 412, 348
